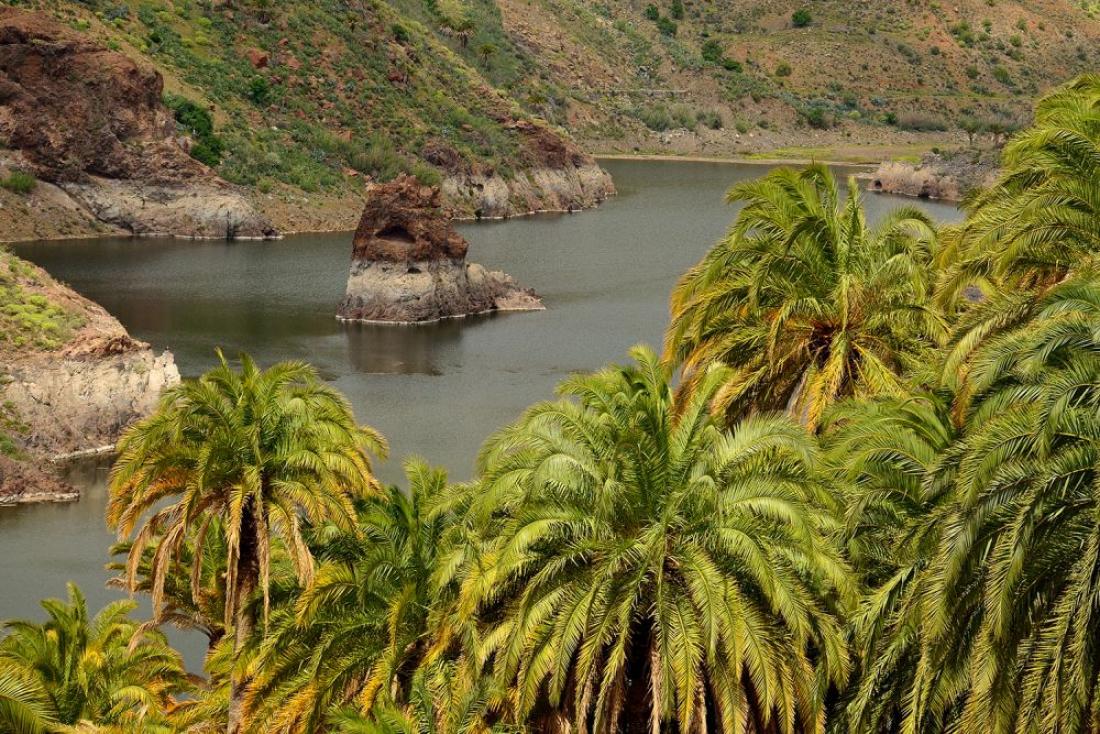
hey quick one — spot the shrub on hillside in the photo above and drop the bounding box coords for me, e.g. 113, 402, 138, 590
775, 62, 792, 77
701, 39, 723, 64
792, 8, 811, 27
696, 109, 723, 129
164, 94, 224, 167
0, 170, 36, 195
644, 4, 659, 21
802, 106, 832, 129
634, 105, 673, 131
894, 112, 948, 131
655, 15, 677, 36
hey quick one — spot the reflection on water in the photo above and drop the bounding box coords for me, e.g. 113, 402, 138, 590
3, 160, 963, 668
341, 318, 469, 375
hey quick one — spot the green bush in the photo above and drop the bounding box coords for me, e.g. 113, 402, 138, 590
701, 39, 723, 63
655, 15, 677, 36
721, 57, 743, 72
775, 62, 792, 77
634, 105, 673, 131
164, 94, 225, 167
248, 77, 271, 106
792, 8, 811, 27
0, 170, 36, 195
644, 4, 659, 21
696, 109, 723, 129
670, 0, 684, 20
802, 107, 832, 129
670, 104, 695, 128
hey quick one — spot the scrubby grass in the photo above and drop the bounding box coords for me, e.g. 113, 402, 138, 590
71, 0, 538, 193
0, 170, 36, 194
0, 251, 83, 351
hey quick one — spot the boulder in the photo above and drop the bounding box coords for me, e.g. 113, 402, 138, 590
337, 174, 543, 323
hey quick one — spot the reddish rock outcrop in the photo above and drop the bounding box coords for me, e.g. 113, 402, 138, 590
0, 8, 194, 182
350, 176, 467, 262
338, 174, 543, 323
0, 9, 276, 238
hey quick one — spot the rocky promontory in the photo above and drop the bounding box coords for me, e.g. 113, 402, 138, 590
0, 9, 276, 239
869, 149, 999, 202
426, 119, 615, 219
0, 249, 178, 504
337, 175, 543, 323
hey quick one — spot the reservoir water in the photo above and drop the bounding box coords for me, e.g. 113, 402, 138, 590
1, 160, 962, 666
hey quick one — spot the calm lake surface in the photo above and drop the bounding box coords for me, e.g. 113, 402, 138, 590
1, 160, 962, 667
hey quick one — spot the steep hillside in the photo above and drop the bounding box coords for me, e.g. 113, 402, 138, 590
0, 0, 611, 237
434, 0, 1100, 159
0, 0, 1092, 239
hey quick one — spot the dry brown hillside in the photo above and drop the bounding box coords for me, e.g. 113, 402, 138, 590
484, 0, 1100, 159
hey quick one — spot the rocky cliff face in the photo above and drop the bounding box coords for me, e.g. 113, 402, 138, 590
337, 175, 543, 323
0, 251, 178, 504
0, 9, 275, 239
423, 119, 614, 219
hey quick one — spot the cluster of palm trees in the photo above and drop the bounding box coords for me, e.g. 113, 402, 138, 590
2, 73, 1099, 733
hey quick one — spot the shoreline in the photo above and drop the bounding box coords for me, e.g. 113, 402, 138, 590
8, 154, 928, 247
595, 152, 880, 169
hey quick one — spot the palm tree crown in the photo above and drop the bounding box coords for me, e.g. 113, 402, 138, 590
666, 164, 943, 429
939, 73, 1100, 302
0, 584, 190, 733
460, 345, 855, 733
107, 353, 387, 733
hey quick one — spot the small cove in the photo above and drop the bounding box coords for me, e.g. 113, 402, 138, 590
1, 159, 963, 668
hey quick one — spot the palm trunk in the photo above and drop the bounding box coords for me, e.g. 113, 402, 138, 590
227, 512, 259, 734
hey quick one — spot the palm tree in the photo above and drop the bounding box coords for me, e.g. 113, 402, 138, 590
0, 668, 54, 734
107, 353, 387, 734
0, 584, 190, 732
821, 393, 970, 733
460, 345, 855, 733
917, 271, 1100, 733
665, 163, 943, 430
244, 459, 456, 732
938, 74, 1100, 305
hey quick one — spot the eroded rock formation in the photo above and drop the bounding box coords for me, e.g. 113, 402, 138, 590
0, 253, 179, 503
337, 175, 543, 323
0, 9, 276, 239
422, 117, 615, 219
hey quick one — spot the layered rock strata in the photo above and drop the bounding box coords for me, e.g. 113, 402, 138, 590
337, 175, 543, 323
0, 254, 179, 504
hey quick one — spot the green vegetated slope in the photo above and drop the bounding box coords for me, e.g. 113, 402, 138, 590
0, 248, 83, 353
5, 0, 580, 199
8, 0, 1096, 195
427, 0, 1100, 148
